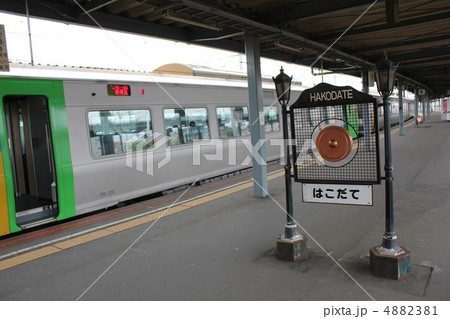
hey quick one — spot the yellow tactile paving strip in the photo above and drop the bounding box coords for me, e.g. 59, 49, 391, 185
53, 230, 115, 250
0, 246, 61, 271
0, 174, 267, 271
0, 120, 415, 271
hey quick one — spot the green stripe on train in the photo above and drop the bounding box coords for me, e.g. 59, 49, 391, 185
344, 104, 359, 139
0, 78, 76, 233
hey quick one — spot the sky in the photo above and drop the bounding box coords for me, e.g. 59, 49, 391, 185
0, 11, 362, 89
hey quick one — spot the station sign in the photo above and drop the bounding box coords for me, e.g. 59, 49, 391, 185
302, 183, 373, 206
289, 82, 381, 185
0, 25, 9, 72
308, 88, 354, 102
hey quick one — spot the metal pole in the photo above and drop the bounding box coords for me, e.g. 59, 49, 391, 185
362, 70, 369, 94
361, 71, 372, 150
245, 32, 268, 198
422, 95, 426, 121
25, 0, 34, 66
381, 95, 401, 252
398, 79, 405, 135
281, 102, 299, 240
414, 88, 419, 127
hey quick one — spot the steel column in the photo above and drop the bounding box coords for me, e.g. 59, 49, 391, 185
244, 32, 268, 197
414, 88, 419, 127
361, 70, 372, 149
423, 95, 427, 121
398, 79, 405, 135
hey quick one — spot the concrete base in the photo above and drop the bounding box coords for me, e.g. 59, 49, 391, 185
276, 235, 308, 262
370, 246, 412, 280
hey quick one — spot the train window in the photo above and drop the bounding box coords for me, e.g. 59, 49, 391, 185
88, 109, 153, 157
263, 106, 280, 132
217, 106, 250, 138
164, 108, 209, 146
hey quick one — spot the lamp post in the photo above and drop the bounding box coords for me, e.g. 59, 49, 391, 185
373, 53, 402, 254
273, 67, 301, 241
370, 54, 411, 280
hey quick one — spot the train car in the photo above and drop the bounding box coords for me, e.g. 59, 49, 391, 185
0, 64, 415, 236
0, 63, 305, 236
375, 95, 415, 129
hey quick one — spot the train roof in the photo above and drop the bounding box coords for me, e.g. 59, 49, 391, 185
1, 62, 306, 91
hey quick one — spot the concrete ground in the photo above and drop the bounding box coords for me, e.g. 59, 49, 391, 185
0, 113, 449, 302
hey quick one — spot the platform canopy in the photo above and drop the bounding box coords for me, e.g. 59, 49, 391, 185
0, 0, 449, 97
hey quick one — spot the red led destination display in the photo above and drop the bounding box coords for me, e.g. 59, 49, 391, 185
107, 84, 131, 96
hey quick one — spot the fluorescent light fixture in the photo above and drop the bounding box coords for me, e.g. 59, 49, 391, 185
274, 41, 302, 53
163, 11, 222, 31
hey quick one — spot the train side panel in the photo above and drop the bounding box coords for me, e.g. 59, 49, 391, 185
0, 78, 76, 234
0, 110, 9, 236
64, 80, 284, 215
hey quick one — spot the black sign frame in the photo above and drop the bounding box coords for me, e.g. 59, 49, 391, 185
289, 83, 381, 185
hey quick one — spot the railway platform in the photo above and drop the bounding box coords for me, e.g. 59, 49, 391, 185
0, 113, 449, 301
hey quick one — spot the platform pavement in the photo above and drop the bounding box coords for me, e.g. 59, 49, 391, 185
0, 113, 449, 301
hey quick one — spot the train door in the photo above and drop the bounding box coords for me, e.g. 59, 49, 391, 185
3, 95, 58, 227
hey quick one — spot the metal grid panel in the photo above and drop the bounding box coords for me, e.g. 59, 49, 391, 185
291, 103, 380, 184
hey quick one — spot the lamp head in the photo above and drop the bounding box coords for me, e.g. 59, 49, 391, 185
374, 53, 398, 98
273, 67, 293, 105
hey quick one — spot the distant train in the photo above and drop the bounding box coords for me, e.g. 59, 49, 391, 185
0, 64, 414, 236
375, 96, 415, 128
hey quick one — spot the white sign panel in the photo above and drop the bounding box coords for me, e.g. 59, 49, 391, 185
302, 183, 373, 206
0, 24, 9, 72
442, 99, 449, 121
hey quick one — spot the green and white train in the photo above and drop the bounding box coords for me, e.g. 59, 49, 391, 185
0, 64, 414, 236
0, 64, 300, 236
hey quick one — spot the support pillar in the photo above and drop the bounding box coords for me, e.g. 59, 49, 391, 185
414, 88, 419, 127
245, 32, 268, 197
398, 79, 405, 135
361, 70, 372, 148
422, 95, 427, 121
362, 70, 369, 94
